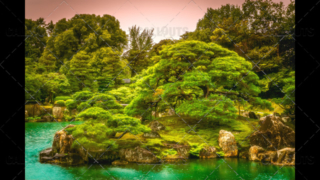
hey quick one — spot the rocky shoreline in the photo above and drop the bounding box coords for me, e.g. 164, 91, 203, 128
39, 115, 295, 166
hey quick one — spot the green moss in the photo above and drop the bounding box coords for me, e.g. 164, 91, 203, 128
216, 151, 225, 157
189, 143, 205, 157
55, 100, 66, 106
114, 139, 141, 149
162, 149, 177, 156
66, 99, 77, 110
154, 115, 255, 152
26, 116, 41, 121
54, 96, 72, 101
142, 138, 163, 147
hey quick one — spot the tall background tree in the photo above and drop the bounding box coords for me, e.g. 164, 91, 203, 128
123, 25, 154, 76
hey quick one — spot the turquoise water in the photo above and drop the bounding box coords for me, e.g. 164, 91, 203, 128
26, 122, 295, 180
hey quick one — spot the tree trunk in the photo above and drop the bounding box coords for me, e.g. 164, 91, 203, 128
117, 130, 128, 139
199, 86, 209, 98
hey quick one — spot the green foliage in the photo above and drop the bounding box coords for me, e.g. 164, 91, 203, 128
127, 40, 268, 124
162, 149, 178, 157
76, 107, 112, 123
66, 99, 77, 110
89, 47, 125, 91
25, 4, 295, 155
69, 106, 150, 150
186, 0, 295, 104
26, 116, 41, 121
25, 73, 43, 101
68, 51, 94, 91
216, 151, 225, 157
40, 73, 71, 103
75, 93, 123, 114
108, 87, 135, 104
25, 18, 47, 59
72, 91, 93, 103
89, 94, 122, 110
55, 100, 66, 106
123, 25, 154, 76
176, 94, 237, 124
107, 114, 151, 135
54, 96, 72, 101
77, 102, 91, 112
189, 143, 205, 157
64, 114, 73, 121
69, 121, 117, 150
273, 71, 295, 115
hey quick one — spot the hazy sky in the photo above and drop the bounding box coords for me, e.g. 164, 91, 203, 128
26, 0, 291, 43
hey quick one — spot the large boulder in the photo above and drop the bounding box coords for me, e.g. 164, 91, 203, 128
143, 132, 161, 138
163, 142, 190, 158
272, 148, 295, 166
149, 121, 165, 132
40, 147, 84, 165
249, 145, 267, 161
249, 115, 295, 150
40, 125, 85, 165
78, 148, 119, 163
218, 130, 238, 157
52, 107, 65, 121
25, 104, 42, 117
119, 147, 159, 164
52, 124, 75, 154
199, 146, 217, 159
161, 142, 191, 162
248, 146, 295, 165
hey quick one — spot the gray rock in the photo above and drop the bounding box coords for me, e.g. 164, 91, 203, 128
143, 132, 161, 138
199, 146, 217, 159
250, 115, 295, 150
149, 121, 165, 132
119, 147, 159, 163
218, 130, 238, 157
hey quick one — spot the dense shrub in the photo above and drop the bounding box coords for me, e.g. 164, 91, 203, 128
76, 107, 113, 122
109, 87, 135, 104
77, 102, 91, 112
189, 143, 205, 157
107, 114, 151, 135
54, 96, 72, 101
55, 100, 66, 106
66, 99, 77, 110
72, 91, 93, 103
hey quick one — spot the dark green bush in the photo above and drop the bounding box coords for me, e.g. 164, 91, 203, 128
55, 100, 66, 106
66, 99, 77, 110
72, 91, 93, 103
54, 96, 72, 101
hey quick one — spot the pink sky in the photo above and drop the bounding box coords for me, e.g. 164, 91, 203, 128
26, 0, 291, 43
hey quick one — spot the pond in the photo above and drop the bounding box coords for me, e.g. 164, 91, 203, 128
26, 122, 295, 180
